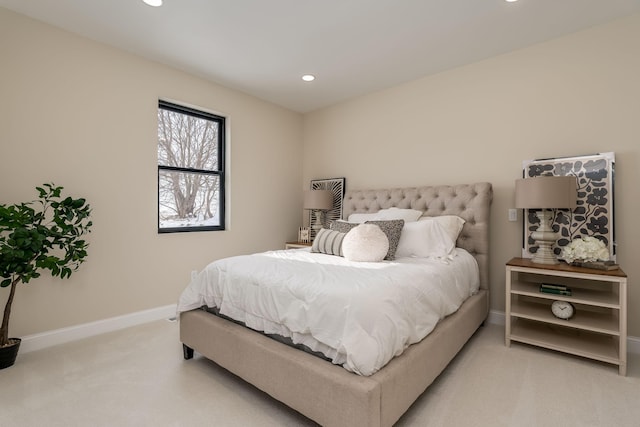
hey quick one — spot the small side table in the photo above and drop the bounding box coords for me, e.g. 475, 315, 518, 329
285, 241, 312, 250
505, 257, 627, 375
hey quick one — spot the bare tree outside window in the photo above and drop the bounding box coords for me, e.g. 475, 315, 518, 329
157, 101, 225, 232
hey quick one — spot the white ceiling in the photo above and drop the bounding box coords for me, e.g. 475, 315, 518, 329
2, 0, 640, 113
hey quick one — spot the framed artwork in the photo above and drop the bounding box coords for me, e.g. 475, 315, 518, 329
309, 177, 346, 239
298, 227, 310, 243
522, 152, 615, 261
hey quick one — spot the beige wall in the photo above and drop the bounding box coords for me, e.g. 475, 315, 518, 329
0, 8, 303, 337
303, 15, 640, 336
2, 7, 639, 341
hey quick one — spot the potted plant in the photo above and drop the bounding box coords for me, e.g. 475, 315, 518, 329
0, 183, 92, 369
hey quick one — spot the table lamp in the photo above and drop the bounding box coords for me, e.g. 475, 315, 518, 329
515, 176, 577, 264
303, 190, 333, 239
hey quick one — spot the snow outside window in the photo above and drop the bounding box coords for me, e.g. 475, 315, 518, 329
157, 100, 225, 233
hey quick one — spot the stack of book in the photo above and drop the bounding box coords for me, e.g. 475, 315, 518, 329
539, 283, 572, 296
571, 260, 619, 271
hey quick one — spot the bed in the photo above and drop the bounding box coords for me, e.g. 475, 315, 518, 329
179, 182, 492, 427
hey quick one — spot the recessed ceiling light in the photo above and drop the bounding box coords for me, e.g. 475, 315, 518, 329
505, 0, 518, 2
302, 74, 315, 82
143, 0, 163, 6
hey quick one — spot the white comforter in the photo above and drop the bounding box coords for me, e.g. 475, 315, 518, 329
177, 248, 479, 376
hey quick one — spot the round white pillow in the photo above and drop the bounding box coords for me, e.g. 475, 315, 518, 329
342, 224, 389, 262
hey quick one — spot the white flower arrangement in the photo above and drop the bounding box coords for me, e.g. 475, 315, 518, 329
561, 236, 610, 264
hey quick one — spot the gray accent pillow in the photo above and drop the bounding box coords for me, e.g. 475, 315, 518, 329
330, 220, 359, 234
365, 220, 405, 260
311, 228, 346, 256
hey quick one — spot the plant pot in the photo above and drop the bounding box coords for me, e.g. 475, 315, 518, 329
0, 338, 21, 369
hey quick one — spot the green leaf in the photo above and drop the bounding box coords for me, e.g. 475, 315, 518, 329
0, 184, 91, 287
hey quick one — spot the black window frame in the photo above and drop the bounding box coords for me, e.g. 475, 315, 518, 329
157, 100, 226, 233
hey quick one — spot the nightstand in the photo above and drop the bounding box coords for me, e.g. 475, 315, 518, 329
505, 257, 627, 375
285, 241, 312, 250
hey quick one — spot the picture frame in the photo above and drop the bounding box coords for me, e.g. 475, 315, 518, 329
309, 177, 346, 239
522, 152, 615, 261
298, 227, 310, 243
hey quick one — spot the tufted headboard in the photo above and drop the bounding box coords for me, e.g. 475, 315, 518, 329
342, 182, 493, 290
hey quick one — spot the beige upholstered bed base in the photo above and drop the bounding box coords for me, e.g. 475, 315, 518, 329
180, 182, 493, 427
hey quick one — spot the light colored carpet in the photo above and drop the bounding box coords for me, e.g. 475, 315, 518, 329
0, 320, 638, 427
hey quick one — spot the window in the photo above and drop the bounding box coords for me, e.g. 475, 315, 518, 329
157, 100, 225, 233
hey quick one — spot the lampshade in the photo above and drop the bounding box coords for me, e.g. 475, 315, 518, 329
303, 190, 333, 210
515, 176, 577, 210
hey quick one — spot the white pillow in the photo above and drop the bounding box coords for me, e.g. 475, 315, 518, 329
342, 224, 389, 262
347, 212, 381, 223
395, 220, 456, 259
376, 207, 423, 222
347, 208, 424, 223
419, 215, 465, 243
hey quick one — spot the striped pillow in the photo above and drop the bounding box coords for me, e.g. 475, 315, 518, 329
311, 228, 346, 256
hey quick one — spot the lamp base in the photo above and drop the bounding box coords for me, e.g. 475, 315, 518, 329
311, 210, 326, 240
530, 209, 560, 265
531, 243, 560, 265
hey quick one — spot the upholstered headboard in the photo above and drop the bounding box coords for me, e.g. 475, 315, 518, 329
342, 182, 493, 290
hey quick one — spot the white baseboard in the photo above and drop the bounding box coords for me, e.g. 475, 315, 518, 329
20, 304, 177, 354
488, 309, 640, 354
487, 309, 505, 326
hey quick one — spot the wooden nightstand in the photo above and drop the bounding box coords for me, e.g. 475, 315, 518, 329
285, 241, 312, 250
505, 257, 627, 375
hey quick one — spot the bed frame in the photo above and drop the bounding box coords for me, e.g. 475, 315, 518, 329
180, 182, 493, 427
